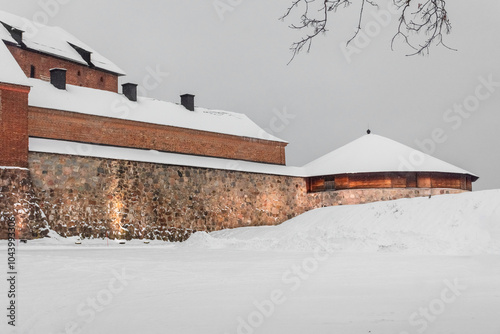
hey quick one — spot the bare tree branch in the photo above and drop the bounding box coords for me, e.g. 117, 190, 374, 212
280, 0, 353, 63
281, 0, 455, 62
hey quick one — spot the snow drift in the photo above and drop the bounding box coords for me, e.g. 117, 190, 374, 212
185, 190, 500, 254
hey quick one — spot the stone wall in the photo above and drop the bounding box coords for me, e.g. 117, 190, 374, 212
25, 152, 467, 241
321, 187, 466, 206
0, 168, 49, 239
28, 153, 307, 241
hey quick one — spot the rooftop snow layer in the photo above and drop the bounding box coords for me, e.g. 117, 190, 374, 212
27, 78, 287, 143
0, 10, 125, 75
29, 138, 301, 176
303, 133, 478, 178
0, 36, 30, 86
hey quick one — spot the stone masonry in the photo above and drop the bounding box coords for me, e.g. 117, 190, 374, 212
16, 152, 466, 241
0, 168, 49, 239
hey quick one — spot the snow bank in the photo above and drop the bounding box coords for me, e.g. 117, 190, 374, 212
10, 230, 176, 250
184, 190, 500, 255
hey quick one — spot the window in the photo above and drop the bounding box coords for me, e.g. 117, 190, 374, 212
30, 65, 35, 78
100, 76, 104, 82
77, 70, 81, 76
325, 180, 336, 190
307, 176, 336, 193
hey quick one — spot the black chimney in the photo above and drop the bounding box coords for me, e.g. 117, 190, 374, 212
50, 68, 67, 90
181, 94, 195, 111
122, 83, 138, 102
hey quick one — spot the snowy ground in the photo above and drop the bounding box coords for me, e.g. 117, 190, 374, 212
2, 190, 500, 334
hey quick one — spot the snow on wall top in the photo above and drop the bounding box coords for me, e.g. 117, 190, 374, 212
0, 36, 30, 86
303, 134, 478, 178
0, 10, 125, 75
27, 79, 287, 143
29, 138, 300, 176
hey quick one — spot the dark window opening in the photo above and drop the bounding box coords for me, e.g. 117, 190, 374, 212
307, 176, 336, 193
325, 180, 336, 191
1, 22, 25, 47
30, 65, 35, 78
77, 70, 81, 76
100, 77, 104, 82
68, 42, 94, 67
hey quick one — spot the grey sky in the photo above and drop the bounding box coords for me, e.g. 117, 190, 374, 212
2, 0, 499, 190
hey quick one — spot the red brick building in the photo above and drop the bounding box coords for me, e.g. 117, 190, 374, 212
0, 11, 287, 167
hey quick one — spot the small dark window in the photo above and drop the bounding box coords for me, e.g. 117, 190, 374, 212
30, 65, 35, 78
100, 77, 104, 82
325, 180, 336, 191
307, 176, 336, 193
77, 70, 81, 76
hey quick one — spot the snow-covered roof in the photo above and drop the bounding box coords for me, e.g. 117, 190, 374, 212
0, 36, 30, 86
29, 138, 300, 176
0, 10, 125, 75
27, 78, 287, 143
303, 133, 478, 179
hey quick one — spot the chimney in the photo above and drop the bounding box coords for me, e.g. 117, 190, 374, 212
122, 83, 138, 102
181, 94, 195, 111
50, 68, 67, 90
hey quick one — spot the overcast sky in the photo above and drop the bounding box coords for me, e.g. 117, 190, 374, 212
2, 0, 499, 190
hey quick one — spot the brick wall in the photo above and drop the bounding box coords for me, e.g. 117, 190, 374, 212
28, 107, 287, 165
26, 152, 467, 241
6, 44, 119, 93
0, 83, 30, 167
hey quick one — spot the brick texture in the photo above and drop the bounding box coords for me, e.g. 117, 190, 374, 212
0, 83, 30, 167
7, 44, 119, 93
28, 107, 287, 165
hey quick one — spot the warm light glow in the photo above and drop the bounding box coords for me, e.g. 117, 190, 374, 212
111, 199, 124, 233
108, 171, 125, 237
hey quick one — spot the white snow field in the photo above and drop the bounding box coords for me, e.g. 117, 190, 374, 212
2, 190, 500, 334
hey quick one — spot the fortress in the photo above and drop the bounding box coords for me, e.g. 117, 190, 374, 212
0, 11, 478, 240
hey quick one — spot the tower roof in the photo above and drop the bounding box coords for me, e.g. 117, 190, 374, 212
303, 133, 478, 180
